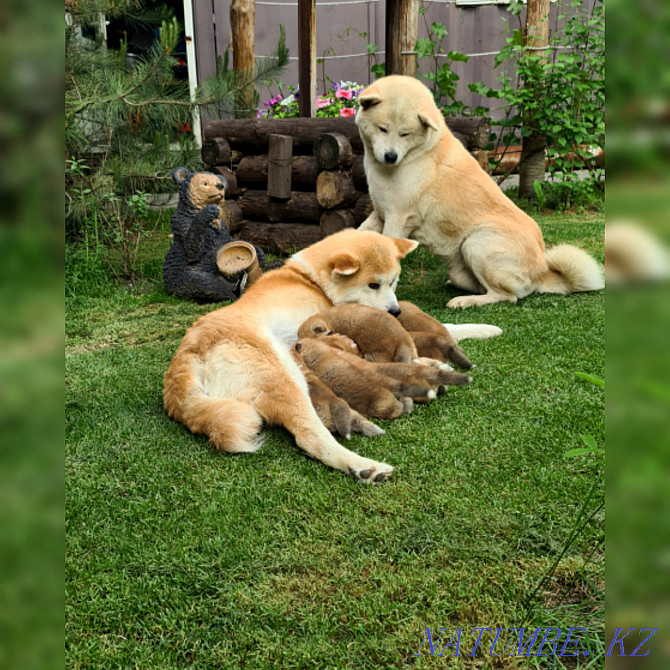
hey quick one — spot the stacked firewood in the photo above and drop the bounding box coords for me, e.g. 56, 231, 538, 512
201, 117, 491, 255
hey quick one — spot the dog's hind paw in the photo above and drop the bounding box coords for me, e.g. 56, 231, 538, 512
348, 461, 394, 483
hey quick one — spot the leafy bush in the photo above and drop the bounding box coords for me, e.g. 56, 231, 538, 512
469, 0, 604, 206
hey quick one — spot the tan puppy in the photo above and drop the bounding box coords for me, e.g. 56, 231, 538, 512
289, 342, 382, 439
303, 370, 384, 440
356, 75, 604, 308
307, 329, 471, 392
317, 333, 362, 356
294, 338, 433, 419
396, 301, 473, 369
164, 229, 418, 483
299, 304, 418, 363
372, 361, 471, 394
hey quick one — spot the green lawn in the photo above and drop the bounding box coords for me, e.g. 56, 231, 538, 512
66, 211, 604, 669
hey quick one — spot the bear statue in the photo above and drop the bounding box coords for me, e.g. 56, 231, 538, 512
162, 166, 267, 303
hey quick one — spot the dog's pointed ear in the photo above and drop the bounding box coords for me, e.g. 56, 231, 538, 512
392, 238, 419, 258
358, 84, 382, 111
331, 253, 360, 277
418, 111, 440, 132
172, 166, 190, 185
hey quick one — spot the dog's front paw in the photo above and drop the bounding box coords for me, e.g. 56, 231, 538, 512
447, 295, 478, 308
348, 460, 394, 483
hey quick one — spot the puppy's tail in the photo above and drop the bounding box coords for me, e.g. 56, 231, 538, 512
537, 244, 604, 295
164, 355, 263, 453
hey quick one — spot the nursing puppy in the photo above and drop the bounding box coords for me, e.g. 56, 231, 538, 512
303, 370, 384, 440
290, 345, 382, 439
299, 304, 419, 363
372, 361, 471, 395
164, 229, 417, 483
309, 331, 471, 394
396, 301, 473, 369
356, 75, 604, 307
293, 337, 432, 419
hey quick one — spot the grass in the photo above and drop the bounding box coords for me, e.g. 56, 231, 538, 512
66, 210, 604, 669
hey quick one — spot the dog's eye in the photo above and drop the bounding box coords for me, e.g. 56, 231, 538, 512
368, 282, 380, 290
400, 132, 409, 137
378, 127, 387, 134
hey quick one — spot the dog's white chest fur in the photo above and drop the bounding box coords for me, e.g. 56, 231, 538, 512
367, 163, 417, 219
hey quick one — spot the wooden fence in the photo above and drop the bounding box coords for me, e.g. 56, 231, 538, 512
190, 0, 595, 120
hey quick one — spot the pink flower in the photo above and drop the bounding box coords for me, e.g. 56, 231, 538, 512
339, 107, 356, 117
335, 89, 353, 100
316, 96, 333, 110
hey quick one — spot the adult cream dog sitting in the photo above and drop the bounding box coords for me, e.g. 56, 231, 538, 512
356, 75, 604, 308
164, 229, 498, 482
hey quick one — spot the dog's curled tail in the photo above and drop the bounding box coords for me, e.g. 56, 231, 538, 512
537, 244, 604, 295
164, 360, 263, 454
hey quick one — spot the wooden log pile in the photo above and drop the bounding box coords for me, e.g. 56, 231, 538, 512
202, 116, 491, 255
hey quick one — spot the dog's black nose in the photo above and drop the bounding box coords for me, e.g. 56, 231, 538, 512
388, 305, 401, 317
384, 151, 398, 164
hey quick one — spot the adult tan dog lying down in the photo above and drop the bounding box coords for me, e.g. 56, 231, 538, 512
355, 75, 604, 308
164, 229, 501, 482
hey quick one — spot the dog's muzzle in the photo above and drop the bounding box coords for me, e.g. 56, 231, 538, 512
384, 151, 398, 165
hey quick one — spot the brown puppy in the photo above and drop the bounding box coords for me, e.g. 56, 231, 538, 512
290, 347, 383, 439
304, 371, 385, 439
308, 332, 470, 396
317, 333, 361, 356
372, 361, 471, 394
299, 304, 418, 363
294, 338, 433, 419
397, 301, 473, 369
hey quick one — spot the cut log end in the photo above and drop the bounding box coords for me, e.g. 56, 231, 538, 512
316, 170, 358, 209
313, 132, 354, 170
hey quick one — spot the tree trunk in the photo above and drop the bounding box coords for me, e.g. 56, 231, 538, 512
518, 0, 550, 199
230, 0, 256, 118
385, 0, 420, 76
298, 0, 316, 117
